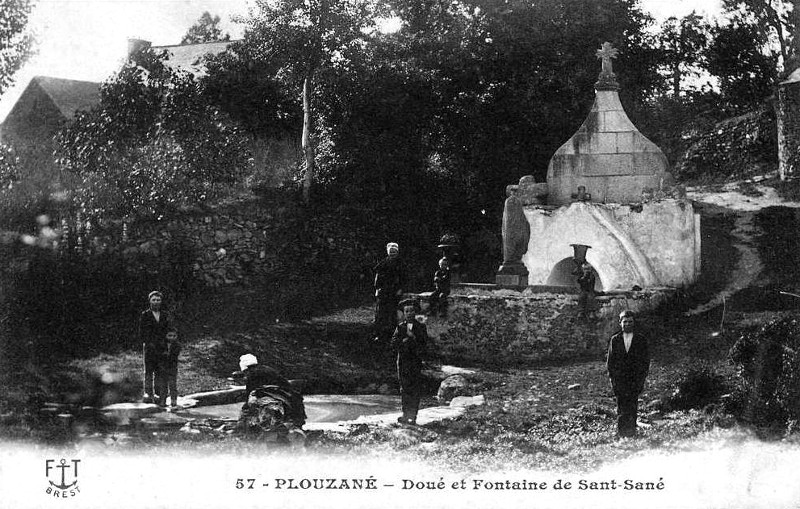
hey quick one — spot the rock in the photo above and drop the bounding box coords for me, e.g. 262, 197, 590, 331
138, 413, 191, 431
568, 383, 581, 390
440, 365, 477, 376
391, 427, 422, 447
102, 402, 161, 425
184, 387, 247, 406
437, 375, 470, 403
449, 395, 485, 408
286, 427, 306, 446
180, 423, 200, 434
377, 384, 392, 395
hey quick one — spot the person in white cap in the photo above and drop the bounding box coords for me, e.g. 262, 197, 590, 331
373, 242, 406, 343
238, 354, 306, 427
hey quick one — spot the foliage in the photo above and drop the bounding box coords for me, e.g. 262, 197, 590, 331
665, 365, 729, 411
705, 19, 779, 111
729, 317, 800, 426
0, 143, 77, 231
181, 11, 231, 44
306, 0, 662, 210
656, 12, 711, 97
0, 0, 36, 94
54, 48, 252, 219
232, 0, 384, 201
4, 234, 197, 363
721, 0, 794, 71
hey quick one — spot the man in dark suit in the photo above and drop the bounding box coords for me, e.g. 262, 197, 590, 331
138, 290, 172, 404
391, 299, 427, 425
607, 310, 650, 438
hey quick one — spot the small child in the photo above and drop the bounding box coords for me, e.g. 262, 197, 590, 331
430, 257, 451, 317
159, 329, 181, 408
576, 262, 597, 320
391, 299, 428, 425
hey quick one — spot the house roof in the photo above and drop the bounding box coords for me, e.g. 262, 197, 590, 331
152, 41, 233, 77
30, 76, 101, 118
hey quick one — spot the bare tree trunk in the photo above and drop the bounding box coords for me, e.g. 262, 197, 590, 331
302, 73, 314, 203
672, 65, 681, 97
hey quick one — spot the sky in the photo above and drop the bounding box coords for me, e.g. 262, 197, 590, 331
0, 0, 723, 121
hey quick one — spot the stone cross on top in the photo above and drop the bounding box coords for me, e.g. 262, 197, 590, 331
596, 42, 618, 75
595, 41, 620, 90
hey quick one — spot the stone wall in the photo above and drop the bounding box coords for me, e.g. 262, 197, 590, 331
122, 201, 301, 288
778, 84, 800, 181
69, 198, 388, 319
427, 285, 673, 365
678, 107, 776, 181
67, 197, 442, 319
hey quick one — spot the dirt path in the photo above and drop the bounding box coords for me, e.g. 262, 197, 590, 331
684, 210, 765, 316
686, 181, 800, 316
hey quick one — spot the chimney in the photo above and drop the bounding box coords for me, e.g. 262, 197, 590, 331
127, 38, 152, 59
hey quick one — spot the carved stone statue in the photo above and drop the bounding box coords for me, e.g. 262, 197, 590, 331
496, 186, 530, 286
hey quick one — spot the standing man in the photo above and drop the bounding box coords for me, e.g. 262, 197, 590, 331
606, 310, 650, 438
373, 242, 405, 343
391, 299, 427, 425
138, 290, 171, 405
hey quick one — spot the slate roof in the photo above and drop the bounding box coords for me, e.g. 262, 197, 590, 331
31, 76, 101, 118
151, 41, 233, 77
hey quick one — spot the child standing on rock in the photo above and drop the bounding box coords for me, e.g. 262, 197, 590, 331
160, 329, 181, 409
430, 257, 451, 317
391, 299, 428, 425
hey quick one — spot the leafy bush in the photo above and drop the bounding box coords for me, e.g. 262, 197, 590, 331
55, 48, 252, 220
5, 237, 197, 361
665, 365, 728, 411
729, 318, 800, 426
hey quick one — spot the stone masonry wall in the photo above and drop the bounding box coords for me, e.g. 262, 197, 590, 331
778, 84, 800, 181
678, 107, 776, 181
426, 285, 673, 365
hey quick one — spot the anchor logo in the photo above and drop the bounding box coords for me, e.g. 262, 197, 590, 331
45, 458, 80, 490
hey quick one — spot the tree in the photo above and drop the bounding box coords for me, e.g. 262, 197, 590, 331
0, 0, 36, 94
55, 48, 252, 219
706, 20, 778, 111
237, 0, 381, 202
722, 0, 794, 71
657, 13, 711, 97
181, 11, 231, 45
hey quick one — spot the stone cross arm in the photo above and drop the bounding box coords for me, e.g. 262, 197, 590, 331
596, 42, 618, 75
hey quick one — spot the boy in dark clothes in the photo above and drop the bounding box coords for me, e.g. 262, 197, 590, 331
138, 290, 172, 403
430, 257, 451, 317
607, 311, 650, 438
391, 299, 428, 425
159, 329, 181, 408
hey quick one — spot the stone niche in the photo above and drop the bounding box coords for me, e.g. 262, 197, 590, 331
523, 200, 700, 291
